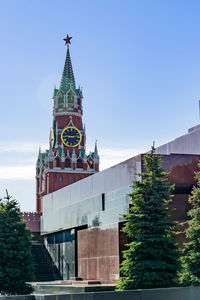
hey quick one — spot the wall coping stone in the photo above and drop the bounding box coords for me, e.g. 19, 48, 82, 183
1, 286, 200, 300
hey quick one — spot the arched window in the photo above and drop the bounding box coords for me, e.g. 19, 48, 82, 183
65, 158, 71, 168
87, 157, 94, 169
67, 91, 74, 108
54, 156, 60, 168
77, 158, 83, 169
57, 93, 64, 109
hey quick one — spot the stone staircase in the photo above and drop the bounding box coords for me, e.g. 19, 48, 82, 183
31, 242, 62, 282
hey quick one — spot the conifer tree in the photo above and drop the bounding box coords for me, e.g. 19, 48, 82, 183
116, 147, 180, 290
0, 192, 33, 295
180, 162, 200, 285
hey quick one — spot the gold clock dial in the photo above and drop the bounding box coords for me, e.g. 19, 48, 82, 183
61, 126, 82, 148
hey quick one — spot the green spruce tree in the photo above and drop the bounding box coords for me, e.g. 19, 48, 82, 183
180, 162, 200, 286
0, 192, 33, 295
116, 147, 180, 290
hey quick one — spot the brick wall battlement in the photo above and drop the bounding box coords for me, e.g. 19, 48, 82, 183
22, 212, 41, 232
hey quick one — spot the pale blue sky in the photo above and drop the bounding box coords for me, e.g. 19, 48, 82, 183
0, 0, 200, 211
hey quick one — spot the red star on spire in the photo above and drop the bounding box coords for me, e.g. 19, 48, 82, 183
63, 35, 72, 45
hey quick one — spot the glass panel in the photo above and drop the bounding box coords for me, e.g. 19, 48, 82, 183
105, 195, 130, 210
44, 228, 75, 280
88, 205, 129, 228
42, 194, 102, 234
105, 186, 132, 202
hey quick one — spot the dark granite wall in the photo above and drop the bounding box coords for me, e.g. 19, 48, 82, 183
141, 154, 200, 185
77, 224, 119, 283
77, 154, 200, 282
161, 154, 200, 245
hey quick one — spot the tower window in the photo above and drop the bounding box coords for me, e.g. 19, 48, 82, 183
59, 176, 63, 182
54, 156, 60, 168
72, 176, 75, 183
58, 94, 64, 109
68, 91, 74, 107
77, 158, 83, 168
65, 158, 71, 168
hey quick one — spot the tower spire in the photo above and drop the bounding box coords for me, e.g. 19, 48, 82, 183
60, 35, 76, 93
94, 140, 99, 160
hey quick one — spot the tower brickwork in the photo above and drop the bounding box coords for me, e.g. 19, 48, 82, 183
36, 36, 99, 213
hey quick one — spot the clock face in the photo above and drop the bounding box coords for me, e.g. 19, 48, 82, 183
61, 126, 82, 148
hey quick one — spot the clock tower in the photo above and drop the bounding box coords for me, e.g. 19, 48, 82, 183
36, 36, 99, 213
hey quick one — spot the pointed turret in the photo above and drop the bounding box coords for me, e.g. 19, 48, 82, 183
94, 140, 99, 172
36, 146, 41, 168
94, 140, 99, 160
72, 149, 77, 170
48, 140, 54, 161
60, 43, 76, 93
55, 122, 58, 149
61, 143, 65, 162
39, 146, 43, 168
53, 36, 83, 116
72, 149, 77, 162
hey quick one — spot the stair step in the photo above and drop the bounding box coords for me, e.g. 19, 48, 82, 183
31, 242, 62, 281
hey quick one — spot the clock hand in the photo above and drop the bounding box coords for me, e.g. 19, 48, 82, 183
66, 135, 77, 138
